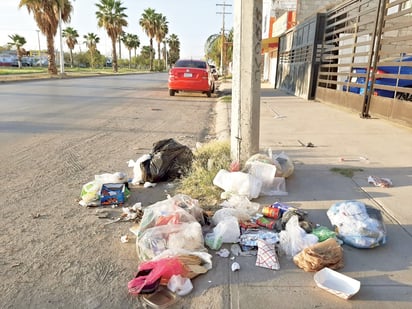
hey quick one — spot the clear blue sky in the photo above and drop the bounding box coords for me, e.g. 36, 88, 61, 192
0, 0, 233, 59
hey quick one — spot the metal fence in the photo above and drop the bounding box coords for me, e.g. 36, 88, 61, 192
317, 0, 412, 126
276, 0, 412, 127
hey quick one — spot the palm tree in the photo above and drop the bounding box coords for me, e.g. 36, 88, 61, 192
139, 8, 157, 71
62, 27, 79, 68
204, 28, 233, 74
154, 13, 168, 68
122, 33, 140, 69
19, 0, 73, 75
83, 33, 100, 69
167, 34, 180, 66
8, 34, 26, 69
95, 0, 128, 73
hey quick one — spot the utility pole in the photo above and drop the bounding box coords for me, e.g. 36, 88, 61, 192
216, 1, 232, 76
231, 0, 262, 163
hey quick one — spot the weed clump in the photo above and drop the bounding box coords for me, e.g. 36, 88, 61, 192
176, 140, 231, 208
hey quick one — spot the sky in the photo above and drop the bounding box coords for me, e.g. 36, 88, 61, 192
0, 0, 234, 59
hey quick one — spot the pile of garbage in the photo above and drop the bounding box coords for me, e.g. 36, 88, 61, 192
77, 138, 388, 304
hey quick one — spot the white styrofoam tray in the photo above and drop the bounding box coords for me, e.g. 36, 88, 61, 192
314, 267, 361, 300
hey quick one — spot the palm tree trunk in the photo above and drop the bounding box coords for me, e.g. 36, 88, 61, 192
128, 49, 131, 69
112, 37, 118, 73
47, 34, 57, 75
69, 49, 74, 68
157, 42, 161, 68
149, 38, 153, 71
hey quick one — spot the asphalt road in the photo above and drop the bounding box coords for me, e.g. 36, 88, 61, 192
0, 73, 216, 145
0, 73, 219, 308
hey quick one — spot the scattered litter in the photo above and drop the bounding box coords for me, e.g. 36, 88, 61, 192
230, 244, 242, 256
103, 218, 121, 225
216, 248, 230, 258
338, 156, 369, 163
368, 176, 392, 188
143, 181, 157, 188
167, 274, 193, 296
120, 235, 129, 243
298, 140, 315, 147
256, 239, 280, 270
231, 262, 240, 271
141, 286, 177, 308
31, 213, 41, 219
11, 262, 22, 268
314, 267, 360, 300
293, 238, 344, 272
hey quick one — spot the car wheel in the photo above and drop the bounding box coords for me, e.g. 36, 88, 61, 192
206, 91, 211, 98
169, 89, 175, 96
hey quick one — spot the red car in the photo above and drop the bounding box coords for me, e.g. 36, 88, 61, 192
168, 59, 215, 97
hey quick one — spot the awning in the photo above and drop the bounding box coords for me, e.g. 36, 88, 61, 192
261, 37, 279, 54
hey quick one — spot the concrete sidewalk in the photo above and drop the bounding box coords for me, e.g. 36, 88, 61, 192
192, 81, 412, 308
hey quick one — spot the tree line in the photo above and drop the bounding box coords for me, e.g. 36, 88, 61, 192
10, 0, 180, 73
7, 0, 233, 74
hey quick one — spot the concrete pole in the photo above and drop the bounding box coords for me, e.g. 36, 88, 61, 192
231, 0, 262, 164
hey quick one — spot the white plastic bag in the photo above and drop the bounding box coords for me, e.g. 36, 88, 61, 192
213, 216, 240, 243
212, 207, 250, 225
279, 215, 318, 258
219, 195, 260, 215
94, 172, 127, 184
213, 169, 262, 199
128, 154, 151, 185
167, 275, 193, 296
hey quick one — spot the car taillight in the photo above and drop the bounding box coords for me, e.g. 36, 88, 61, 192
202, 71, 208, 79
375, 69, 385, 80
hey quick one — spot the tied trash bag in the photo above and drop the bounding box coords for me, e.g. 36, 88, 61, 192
327, 200, 386, 249
293, 238, 344, 272
140, 138, 193, 183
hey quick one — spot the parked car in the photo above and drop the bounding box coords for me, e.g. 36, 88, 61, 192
343, 56, 412, 101
168, 59, 215, 97
209, 64, 219, 80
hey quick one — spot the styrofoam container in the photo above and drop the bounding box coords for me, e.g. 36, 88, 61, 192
314, 267, 361, 300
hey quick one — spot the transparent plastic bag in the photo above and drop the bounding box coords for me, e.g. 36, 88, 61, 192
327, 200, 386, 248
136, 222, 205, 261
138, 196, 199, 235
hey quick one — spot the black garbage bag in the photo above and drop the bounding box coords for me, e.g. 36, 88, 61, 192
140, 138, 193, 183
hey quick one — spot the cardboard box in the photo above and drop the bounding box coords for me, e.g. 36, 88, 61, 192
100, 183, 126, 206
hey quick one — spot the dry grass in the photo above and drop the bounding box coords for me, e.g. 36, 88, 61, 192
176, 140, 232, 209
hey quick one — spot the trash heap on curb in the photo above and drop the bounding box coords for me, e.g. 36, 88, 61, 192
78, 138, 389, 305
